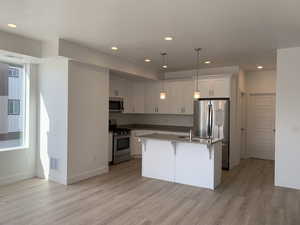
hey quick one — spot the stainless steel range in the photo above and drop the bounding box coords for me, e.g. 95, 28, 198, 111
109, 120, 131, 164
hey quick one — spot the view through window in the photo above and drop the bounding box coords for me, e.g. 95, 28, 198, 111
0, 62, 26, 149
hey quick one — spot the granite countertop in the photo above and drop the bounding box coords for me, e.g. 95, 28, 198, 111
138, 133, 223, 145
118, 124, 192, 133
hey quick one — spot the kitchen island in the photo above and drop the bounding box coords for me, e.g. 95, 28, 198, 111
139, 133, 223, 190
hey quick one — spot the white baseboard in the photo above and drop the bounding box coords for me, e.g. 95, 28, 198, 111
48, 174, 68, 185
67, 166, 109, 184
0, 171, 35, 186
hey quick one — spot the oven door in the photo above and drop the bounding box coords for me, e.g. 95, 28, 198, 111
109, 97, 124, 112
114, 136, 130, 157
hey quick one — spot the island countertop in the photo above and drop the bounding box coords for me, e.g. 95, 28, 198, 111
139, 133, 223, 145
118, 124, 192, 133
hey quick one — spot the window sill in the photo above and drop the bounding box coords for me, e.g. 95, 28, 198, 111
0, 146, 29, 152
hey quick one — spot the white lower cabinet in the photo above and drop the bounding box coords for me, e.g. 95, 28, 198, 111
175, 143, 213, 188
142, 140, 175, 182
142, 140, 222, 189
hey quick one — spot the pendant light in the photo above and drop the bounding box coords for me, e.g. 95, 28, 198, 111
160, 52, 167, 100
193, 48, 202, 99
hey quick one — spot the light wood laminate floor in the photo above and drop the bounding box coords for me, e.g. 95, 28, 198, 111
0, 159, 299, 225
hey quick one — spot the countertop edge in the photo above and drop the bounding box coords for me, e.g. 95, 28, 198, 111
139, 134, 223, 145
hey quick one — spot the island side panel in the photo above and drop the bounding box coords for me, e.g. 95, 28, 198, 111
175, 143, 216, 189
213, 142, 222, 188
141, 139, 175, 182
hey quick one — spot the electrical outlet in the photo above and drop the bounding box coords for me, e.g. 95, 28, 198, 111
50, 157, 59, 170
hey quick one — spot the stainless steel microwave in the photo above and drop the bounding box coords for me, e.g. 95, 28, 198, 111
109, 97, 124, 112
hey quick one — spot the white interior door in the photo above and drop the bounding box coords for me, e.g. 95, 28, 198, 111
247, 93, 276, 160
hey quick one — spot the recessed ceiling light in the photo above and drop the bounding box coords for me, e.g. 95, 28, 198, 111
257, 65, 263, 69
144, 58, 151, 62
164, 37, 173, 41
111, 46, 118, 51
204, 61, 211, 64
7, 23, 17, 28
162, 65, 168, 69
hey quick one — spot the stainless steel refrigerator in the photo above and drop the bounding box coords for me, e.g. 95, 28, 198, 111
193, 98, 230, 170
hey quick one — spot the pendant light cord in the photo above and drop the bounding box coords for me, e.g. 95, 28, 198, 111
195, 48, 201, 91
161, 52, 167, 91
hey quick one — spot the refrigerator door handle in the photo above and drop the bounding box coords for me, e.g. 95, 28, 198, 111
210, 105, 213, 137
208, 103, 212, 137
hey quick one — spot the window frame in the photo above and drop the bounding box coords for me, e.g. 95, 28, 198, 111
8, 67, 20, 78
0, 63, 29, 152
8, 99, 21, 115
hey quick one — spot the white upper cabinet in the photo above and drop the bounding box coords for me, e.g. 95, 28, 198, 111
132, 82, 145, 113
109, 77, 128, 98
144, 82, 161, 114
197, 78, 230, 98
182, 80, 194, 114
166, 80, 194, 115
110, 75, 232, 115
125, 81, 145, 113
144, 81, 170, 114
211, 78, 230, 98
197, 79, 211, 98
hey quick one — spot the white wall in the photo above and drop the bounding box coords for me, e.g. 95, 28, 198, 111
37, 58, 69, 184
275, 47, 300, 190
67, 61, 109, 184
245, 70, 276, 93
229, 75, 240, 168
58, 39, 159, 80
0, 30, 42, 58
0, 64, 37, 185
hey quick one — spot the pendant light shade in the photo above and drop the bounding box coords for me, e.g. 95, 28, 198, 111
193, 48, 202, 99
160, 91, 167, 100
193, 91, 201, 99
160, 52, 168, 100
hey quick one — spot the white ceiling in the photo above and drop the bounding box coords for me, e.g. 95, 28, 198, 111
1, 0, 300, 72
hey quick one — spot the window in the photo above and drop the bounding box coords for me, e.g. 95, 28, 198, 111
0, 63, 27, 150
8, 67, 19, 78
8, 99, 21, 115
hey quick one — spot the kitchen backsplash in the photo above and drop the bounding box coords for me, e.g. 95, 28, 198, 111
109, 113, 193, 127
